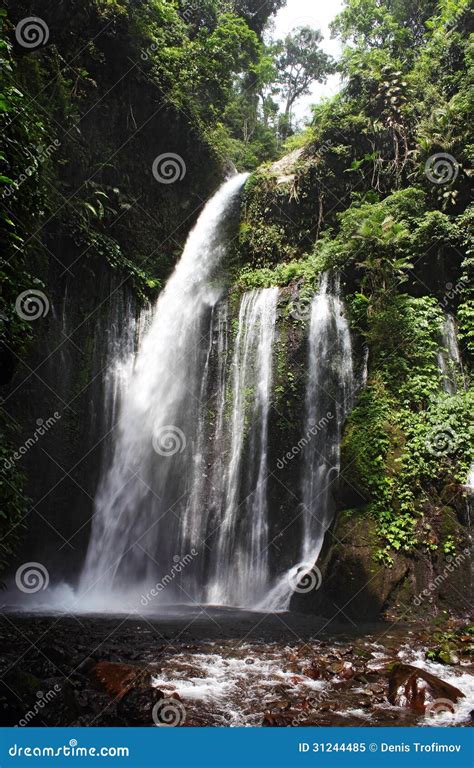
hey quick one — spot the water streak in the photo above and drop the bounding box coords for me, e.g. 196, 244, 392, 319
207, 288, 279, 606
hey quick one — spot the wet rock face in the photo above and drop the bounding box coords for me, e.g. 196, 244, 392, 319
387, 662, 465, 713
291, 508, 472, 622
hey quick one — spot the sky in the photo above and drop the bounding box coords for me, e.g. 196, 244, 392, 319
271, 0, 344, 122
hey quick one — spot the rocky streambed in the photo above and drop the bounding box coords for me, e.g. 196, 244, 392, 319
0, 609, 472, 727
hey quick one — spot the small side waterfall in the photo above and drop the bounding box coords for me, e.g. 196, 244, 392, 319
99, 294, 152, 463
301, 274, 354, 563
207, 288, 279, 606
261, 274, 354, 611
437, 314, 464, 394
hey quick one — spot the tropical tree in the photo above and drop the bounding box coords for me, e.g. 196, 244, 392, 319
275, 27, 334, 136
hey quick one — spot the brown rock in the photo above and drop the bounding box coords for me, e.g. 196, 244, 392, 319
91, 661, 150, 700
387, 662, 465, 712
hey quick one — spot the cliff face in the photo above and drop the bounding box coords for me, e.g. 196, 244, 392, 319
233, 147, 473, 620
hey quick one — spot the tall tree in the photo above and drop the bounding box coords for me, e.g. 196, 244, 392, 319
276, 27, 334, 136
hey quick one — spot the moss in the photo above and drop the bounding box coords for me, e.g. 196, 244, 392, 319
341, 293, 473, 562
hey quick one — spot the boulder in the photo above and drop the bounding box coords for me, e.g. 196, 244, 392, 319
91, 661, 150, 700
387, 662, 464, 712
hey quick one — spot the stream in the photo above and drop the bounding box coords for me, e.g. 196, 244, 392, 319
1, 610, 472, 728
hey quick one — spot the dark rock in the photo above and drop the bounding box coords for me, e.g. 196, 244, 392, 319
117, 686, 165, 724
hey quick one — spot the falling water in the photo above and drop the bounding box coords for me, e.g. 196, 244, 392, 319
437, 314, 463, 394
301, 274, 354, 561
80, 174, 248, 603
207, 288, 279, 606
261, 274, 354, 611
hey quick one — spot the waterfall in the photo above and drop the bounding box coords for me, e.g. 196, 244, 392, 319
301, 274, 354, 562
260, 274, 354, 611
80, 174, 248, 604
207, 288, 279, 607
77, 180, 354, 614
437, 314, 463, 394
99, 293, 152, 457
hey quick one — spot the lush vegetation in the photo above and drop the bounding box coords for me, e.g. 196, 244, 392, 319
237, 0, 473, 562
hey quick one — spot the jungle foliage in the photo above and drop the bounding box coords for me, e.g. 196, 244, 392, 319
237, 0, 473, 561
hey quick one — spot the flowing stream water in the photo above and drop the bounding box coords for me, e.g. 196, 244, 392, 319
437, 313, 464, 394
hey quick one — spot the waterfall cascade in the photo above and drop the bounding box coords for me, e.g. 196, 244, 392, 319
79, 177, 354, 613
207, 288, 278, 606
80, 174, 249, 603
301, 274, 354, 562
